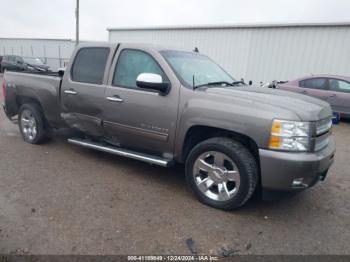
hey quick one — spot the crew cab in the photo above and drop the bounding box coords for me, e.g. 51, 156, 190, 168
2, 43, 335, 210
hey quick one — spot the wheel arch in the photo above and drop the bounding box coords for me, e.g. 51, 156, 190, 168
179, 125, 260, 165
16, 95, 45, 115
15, 95, 52, 127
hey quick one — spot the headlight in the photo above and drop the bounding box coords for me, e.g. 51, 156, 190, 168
269, 119, 310, 151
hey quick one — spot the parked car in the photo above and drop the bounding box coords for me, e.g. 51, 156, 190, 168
0, 55, 50, 72
2, 43, 335, 210
278, 75, 350, 117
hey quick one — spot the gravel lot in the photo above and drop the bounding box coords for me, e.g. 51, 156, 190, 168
0, 74, 349, 256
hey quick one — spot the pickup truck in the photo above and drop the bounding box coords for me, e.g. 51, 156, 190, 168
2, 43, 335, 210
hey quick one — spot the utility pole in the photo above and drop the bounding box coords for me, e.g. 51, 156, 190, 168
75, 0, 79, 46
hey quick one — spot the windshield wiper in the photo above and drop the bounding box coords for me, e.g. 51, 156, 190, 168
232, 81, 245, 85
193, 81, 234, 90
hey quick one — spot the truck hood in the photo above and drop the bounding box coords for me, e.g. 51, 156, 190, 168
202, 86, 332, 121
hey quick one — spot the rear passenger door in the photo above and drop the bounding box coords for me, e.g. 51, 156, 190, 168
298, 77, 330, 101
61, 46, 113, 137
327, 78, 350, 114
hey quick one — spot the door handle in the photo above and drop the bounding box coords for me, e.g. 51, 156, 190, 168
329, 94, 336, 97
64, 90, 78, 95
107, 95, 123, 102
301, 90, 308, 94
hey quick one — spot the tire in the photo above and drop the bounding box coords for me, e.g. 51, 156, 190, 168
18, 103, 50, 144
185, 137, 258, 210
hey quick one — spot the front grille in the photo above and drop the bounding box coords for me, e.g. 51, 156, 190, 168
314, 133, 330, 151
316, 118, 332, 136
313, 118, 332, 151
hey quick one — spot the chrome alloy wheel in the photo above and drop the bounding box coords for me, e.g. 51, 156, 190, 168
193, 151, 241, 201
20, 109, 37, 141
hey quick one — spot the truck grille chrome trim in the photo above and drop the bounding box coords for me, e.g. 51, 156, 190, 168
67, 138, 172, 167
316, 118, 332, 136
315, 135, 330, 151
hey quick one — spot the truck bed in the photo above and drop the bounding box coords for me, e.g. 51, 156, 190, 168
3, 71, 64, 127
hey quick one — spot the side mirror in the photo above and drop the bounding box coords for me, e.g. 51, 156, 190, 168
136, 73, 170, 94
58, 68, 65, 77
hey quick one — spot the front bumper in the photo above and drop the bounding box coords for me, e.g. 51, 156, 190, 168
259, 135, 335, 197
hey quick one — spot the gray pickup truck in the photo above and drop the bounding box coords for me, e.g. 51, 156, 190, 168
2, 43, 335, 210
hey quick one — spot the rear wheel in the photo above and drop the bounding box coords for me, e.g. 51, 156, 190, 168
185, 137, 258, 210
18, 103, 50, 144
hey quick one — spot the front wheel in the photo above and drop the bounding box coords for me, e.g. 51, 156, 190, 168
18, 103, 50, 144
185, 137, 259, 210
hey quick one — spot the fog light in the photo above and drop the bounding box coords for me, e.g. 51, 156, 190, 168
292, 178, 308, 188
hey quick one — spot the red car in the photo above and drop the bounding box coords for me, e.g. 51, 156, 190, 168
278, 75, 350, 117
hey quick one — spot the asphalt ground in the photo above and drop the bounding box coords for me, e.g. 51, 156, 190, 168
0, 74, 349, 256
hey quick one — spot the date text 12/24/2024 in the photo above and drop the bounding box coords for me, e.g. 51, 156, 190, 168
127, 255, 220, 261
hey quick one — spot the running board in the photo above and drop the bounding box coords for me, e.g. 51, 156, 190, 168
67, 138, 172, 167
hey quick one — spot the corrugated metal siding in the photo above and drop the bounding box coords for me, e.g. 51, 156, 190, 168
0, 39, 75, 70
109, 26, 350, 83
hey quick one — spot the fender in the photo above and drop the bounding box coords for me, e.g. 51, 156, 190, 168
174, 96, 285, 162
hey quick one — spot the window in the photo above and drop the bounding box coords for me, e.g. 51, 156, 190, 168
71, 47, 109, 85
299, 78, 327, 90
23, 57, 43, 65
14, 56, 23, 64
329, 79, 350, 93
113, 49, 167, 89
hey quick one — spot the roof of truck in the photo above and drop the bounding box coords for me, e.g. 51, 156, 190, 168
76, 42, 190, 52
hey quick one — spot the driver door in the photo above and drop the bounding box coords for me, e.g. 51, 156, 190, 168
102, 47, 180, 157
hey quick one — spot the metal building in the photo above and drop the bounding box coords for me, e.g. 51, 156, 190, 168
108, 22, 350, 84
0, 38, 76, 71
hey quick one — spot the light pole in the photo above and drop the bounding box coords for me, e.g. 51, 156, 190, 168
75, 0, 79, 46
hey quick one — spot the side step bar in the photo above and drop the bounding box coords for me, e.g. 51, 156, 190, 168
67, 138, 172, 167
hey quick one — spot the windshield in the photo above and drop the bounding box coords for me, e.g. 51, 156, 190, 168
160, 50, 235, 88
23, 57, 44, 65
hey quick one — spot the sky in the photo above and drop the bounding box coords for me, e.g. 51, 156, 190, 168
0, 0, 349, 41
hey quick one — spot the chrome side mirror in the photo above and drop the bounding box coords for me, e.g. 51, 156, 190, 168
136, 73, 170, 94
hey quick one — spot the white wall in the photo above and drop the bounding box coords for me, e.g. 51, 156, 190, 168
0, 38, 76, 71
109, 25, 350, 84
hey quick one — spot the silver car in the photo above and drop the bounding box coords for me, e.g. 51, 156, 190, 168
278, 74, 350, 117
